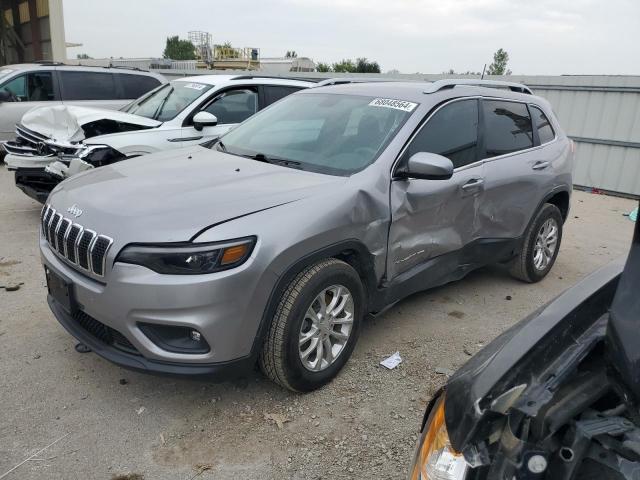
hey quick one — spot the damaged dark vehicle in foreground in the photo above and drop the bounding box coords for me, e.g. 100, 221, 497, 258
410, 206, 640, 479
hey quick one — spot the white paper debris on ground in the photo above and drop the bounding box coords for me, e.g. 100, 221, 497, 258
380, 352, 403, 370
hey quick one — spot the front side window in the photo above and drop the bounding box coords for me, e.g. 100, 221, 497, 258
483, 100, 533, 158
123, 80, 213, 121
217, 93, 414, 176
204, 89, 258, 124
530, 106, 555, 144
0, 71, 54, 101
402, 99, 479, 169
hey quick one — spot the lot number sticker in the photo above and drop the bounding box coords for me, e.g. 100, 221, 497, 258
369, 98, 418, 112
183, 83, 207, 91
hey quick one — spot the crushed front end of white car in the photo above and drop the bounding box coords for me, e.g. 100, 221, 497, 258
4, 105, 159, 202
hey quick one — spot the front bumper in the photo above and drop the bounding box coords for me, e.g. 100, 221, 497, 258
48, 295, 255, 378
15, 167, 58, 203
4, 152, 56, 170
41, 235, 278, 376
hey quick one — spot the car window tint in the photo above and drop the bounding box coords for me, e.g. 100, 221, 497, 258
205, 89, 257, 124
404, 99, 479, 168
530, 105, 555, 144
482, 100, 533, 157
27, 72, 54, 101
118, 74, 162, 100
263, 85, 302, 106
1, 74, 27, 100
60, 71, 117, 100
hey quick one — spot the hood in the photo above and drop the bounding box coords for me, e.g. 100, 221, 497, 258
21, 105, 161, 144
444, 256, 625, 452
48, 146, 345, 245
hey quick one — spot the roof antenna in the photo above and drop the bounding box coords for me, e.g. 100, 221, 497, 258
481, 64, 486, 80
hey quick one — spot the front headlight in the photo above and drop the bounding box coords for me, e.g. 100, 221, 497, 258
116, 237, 256, 274
410, 393, 468, 480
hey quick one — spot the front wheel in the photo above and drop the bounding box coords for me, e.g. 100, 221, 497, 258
509, 203, 563, 283
259, 258, 364, 392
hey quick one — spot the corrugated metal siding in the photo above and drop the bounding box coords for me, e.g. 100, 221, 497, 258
519, 77, 640, 196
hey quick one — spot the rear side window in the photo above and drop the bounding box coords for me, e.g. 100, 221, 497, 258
404, 98, 479, 168
263, 85, 303, 107
482, 100, 533, 158
118, 74, 162, 100
530, 106, 555, 144
60, 71, 117, 100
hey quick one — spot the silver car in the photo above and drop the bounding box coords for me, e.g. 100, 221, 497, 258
0, 63, 165, 142
40, 79, 574, 392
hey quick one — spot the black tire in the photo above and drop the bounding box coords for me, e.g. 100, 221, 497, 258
259, 258, 364, 392
510, 203, 563, 283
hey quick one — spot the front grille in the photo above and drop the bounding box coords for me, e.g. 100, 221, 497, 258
41, 204, 113, 277
73, 310, 139, 355
3, 124, 83, 157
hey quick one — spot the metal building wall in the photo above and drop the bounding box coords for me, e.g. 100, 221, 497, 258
157, 69, 640, 196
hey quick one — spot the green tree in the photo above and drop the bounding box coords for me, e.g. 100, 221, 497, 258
163, 36, 196, 60
486, 48, 511, 76
355, 57, 380, 73
332, 59, 356, 73
76, 53, 92, 59
316, 62, 331, 72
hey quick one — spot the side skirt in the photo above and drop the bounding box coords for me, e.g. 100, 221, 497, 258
371, 237, 521, 313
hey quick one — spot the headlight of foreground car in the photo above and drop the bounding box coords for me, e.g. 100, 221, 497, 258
117, 237, 256, 274
410, 393, 468, 480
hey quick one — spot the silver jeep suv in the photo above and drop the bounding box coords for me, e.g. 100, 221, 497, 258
40, 79, 573, 391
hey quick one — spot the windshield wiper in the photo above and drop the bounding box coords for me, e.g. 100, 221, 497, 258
152, 87, 174, 120
244, 152, 301, 166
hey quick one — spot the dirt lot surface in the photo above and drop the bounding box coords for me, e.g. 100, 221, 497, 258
0, 162, 637, 480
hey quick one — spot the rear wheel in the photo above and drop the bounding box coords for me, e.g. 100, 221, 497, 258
259, 258, 364, 392
510, 203, 563, 283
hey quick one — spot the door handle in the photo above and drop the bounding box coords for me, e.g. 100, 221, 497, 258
461, 178, 484, 190
532, 161, 550, 170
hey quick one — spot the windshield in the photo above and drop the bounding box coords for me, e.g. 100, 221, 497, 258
123, 80, 213, 121
217, 93, 416, 175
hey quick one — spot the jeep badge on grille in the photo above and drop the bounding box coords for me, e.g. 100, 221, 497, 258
67, 204, 83, 218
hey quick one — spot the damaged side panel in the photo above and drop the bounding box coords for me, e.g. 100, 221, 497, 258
386, 163, 484, 281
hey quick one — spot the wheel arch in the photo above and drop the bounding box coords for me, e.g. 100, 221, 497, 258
249, 239, 378, 357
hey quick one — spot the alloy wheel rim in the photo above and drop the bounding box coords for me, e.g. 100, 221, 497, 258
298, 284, 354, 372
533, 218, 559, 271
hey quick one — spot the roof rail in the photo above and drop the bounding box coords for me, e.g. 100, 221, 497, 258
230, 74, 320, 83
424, 79, 533, 95
314, 77, 399, 87
105, 65, 148, 72
34, 61, 66, 66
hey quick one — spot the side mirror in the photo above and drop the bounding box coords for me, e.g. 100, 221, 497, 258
0, 90, 11, 103
399, 152, 454, 180
193, 111, 218, 131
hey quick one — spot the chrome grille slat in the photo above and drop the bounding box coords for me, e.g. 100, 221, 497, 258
56, 219, 72, 255
42, 204, 113, 277
48, 213, 62, 250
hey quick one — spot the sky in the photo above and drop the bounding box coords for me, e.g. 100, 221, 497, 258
62, 0, 640, 75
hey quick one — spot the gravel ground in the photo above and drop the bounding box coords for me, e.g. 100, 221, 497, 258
0, 162, 637, 480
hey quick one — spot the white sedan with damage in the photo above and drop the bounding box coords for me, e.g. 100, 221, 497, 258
3, 74, 312, 203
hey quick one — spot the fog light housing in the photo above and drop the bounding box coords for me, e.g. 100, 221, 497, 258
139, 323, 210, 354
